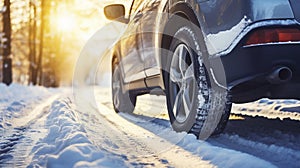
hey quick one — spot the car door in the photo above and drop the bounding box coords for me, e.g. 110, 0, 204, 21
140, 0, 162, 77
120, 0, 146, 83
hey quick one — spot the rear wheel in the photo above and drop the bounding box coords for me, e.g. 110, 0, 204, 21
164, 17, 232, 139
112, 61, 137, 113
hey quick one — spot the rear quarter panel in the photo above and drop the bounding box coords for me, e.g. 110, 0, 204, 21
192, 0, 295, 56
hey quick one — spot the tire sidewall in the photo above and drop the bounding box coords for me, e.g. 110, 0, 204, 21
165, 19, 210, 132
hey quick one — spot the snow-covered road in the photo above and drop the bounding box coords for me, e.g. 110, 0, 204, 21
0, 85, 300, 167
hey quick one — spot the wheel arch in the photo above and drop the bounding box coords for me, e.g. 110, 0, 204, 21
111, 52, 118, 71
111, 44, 123, 73
160, 2, 204, 86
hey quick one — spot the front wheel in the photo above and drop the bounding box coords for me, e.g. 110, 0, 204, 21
112, 61, 137, 113
164, 17, 232, 139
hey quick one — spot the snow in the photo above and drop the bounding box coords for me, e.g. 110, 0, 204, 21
1, 84, 300, 167
0, 83, 53, 128
179, 135, 276, 168
29, 99, 125, 168
232, 98, 300, 120
120, 112, 276, 168
206, 16, 252, 56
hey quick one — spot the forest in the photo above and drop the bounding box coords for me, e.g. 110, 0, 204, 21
0, 0, 109, 87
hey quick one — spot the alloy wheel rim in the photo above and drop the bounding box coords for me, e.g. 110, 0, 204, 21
170, 44, 196, 123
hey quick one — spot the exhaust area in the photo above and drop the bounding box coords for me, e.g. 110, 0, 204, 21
267, 67, 293, 84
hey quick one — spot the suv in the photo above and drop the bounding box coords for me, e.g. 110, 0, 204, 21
104, 0, 300, 139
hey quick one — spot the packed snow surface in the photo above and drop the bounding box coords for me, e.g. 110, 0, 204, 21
0, 84, 299, 167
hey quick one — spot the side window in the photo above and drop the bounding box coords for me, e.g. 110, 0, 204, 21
129, 0, 143, 16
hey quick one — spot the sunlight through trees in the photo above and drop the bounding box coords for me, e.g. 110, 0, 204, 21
0, 0, 110, 86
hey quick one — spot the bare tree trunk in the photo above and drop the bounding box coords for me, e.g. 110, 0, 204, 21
28, 1, 38, 85
28, 0, 33, 84
38, 0, 45, 85
32, 2, 38, 85
2, 0, 12, 85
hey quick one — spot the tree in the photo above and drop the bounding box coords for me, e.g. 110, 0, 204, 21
28, 0, 38, 85
2, 0, 12, 85
37, 0, 45, 85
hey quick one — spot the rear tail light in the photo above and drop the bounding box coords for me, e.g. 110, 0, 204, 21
245, 27, 300, 46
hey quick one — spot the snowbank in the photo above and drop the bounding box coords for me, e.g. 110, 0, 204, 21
28, 98, 125, 168
232, 98, 300, 120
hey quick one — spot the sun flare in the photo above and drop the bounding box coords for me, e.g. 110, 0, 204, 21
56, 14, 76, 32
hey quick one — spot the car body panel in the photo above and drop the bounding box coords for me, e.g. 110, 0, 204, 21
119, 1, 146, 83
289, 0, 300, 22
140, 0, 163, 77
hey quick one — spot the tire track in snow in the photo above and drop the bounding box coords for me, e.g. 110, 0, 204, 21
126, 95, 300, 168
0, 95, 59, 167
83, 101, 214, 168
211, 115, 300, 168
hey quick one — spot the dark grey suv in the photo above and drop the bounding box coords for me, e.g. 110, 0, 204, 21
104, 0, 300, 139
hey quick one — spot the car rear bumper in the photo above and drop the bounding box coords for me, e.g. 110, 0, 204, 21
210, 30, 300, 103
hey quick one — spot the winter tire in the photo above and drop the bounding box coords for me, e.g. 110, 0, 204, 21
164, 16, 232, 139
